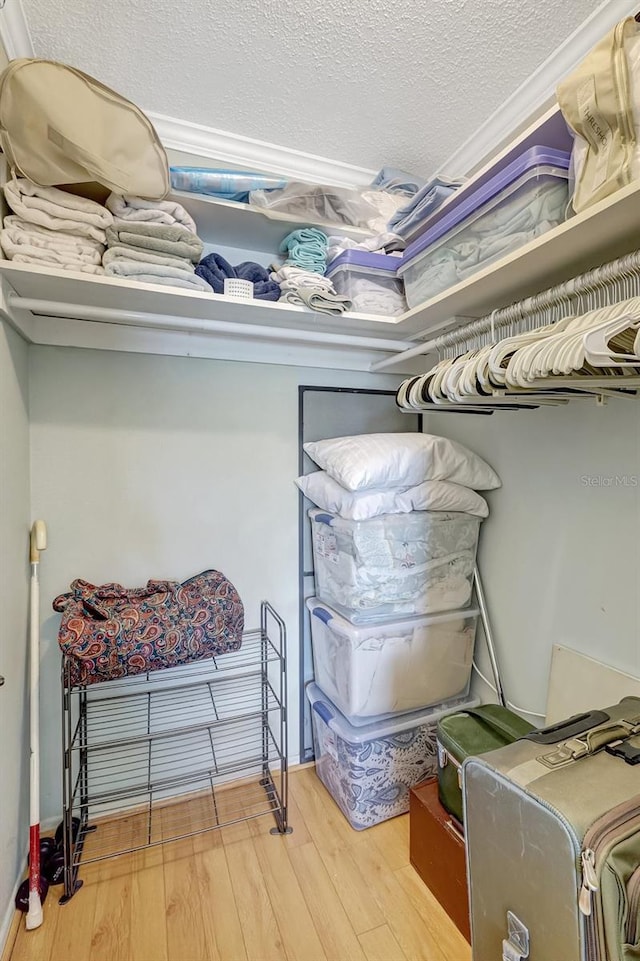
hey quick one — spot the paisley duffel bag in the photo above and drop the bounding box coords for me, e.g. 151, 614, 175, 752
53, 569, 244, 686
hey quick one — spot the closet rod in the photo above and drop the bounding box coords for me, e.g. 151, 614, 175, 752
7, 295, 413, 354
371, 248, 640, 372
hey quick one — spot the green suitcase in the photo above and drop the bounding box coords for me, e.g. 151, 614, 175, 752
436, 704, 534, 824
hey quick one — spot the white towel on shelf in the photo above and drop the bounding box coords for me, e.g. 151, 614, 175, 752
1, 216, 104, 268
4, 179, 113, 243
105, 193, 197, 233
271, 265, 336, 291
7, 253, 105, 274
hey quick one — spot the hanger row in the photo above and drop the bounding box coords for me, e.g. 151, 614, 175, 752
397, 296, 640, 413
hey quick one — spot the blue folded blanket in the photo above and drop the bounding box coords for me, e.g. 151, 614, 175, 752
279, 227, 328, 274
388, 177, 463, 238
195, 253, 281, 301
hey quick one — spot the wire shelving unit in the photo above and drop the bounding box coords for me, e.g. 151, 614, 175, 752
59, 601, 289, 902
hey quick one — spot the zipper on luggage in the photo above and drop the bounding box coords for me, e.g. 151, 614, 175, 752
626, 864, 640, 945
579, 800, 640, 915
579, 849, 599, 915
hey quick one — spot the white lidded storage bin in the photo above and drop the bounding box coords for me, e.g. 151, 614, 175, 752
309, 508, 481, 623
307, 598, 478, 724
325, 250, 406, 316
398, 146, 570, 308
307, 682, 478, 829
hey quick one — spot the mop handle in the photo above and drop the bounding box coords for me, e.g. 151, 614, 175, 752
26, 521, 46, 931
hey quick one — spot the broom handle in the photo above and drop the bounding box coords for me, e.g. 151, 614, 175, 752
26, 521, 46, 931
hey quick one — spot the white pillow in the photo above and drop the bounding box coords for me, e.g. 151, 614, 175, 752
303, 433, 500, 492
295, 470, 489, 520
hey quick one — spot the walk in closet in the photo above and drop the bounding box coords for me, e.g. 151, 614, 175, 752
2, 2, 640, 959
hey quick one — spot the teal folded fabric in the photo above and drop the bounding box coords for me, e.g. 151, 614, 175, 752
279, 227, 328, 274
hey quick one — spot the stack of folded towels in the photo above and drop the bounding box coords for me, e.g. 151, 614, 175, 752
1, 178, 113, 274
103, 194, 212, 292
271, 226, 352, 315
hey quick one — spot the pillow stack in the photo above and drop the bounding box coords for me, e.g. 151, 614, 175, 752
298, 433, 501, 726
298, 432, 500, 524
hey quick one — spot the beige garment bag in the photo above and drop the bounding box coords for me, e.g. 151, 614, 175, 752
557, 18, 639, 214
0, 59, 169, 200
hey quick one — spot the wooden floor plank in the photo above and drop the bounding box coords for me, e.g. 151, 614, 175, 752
291, 769, 384, 936
252, 834, 327, 961
225, 838, 287, 961
289, 841, 367, 961
198, 845, 247, 961
359, 924, 408, 961
395, 864, 471, 961
308, 772, 449, 961
130, 845, 168, 961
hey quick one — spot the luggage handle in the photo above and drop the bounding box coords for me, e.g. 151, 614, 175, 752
456, 707, 531, 743
605, 739, 640, 765
539, 718, 640, 767
574, 718, 640, 756
526, 710, 610, 744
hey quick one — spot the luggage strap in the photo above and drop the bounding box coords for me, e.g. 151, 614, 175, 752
505, 717, 640, 786
541, 716, 640, 767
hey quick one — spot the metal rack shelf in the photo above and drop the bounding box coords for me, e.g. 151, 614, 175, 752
59, 601, 289, 902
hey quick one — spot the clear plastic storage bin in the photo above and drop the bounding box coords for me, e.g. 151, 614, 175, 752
398, 146, 570, 308
309, 508, 481, 623
306, 682, 478, 829
326, 250, 406, 316
307, 598, 478, 724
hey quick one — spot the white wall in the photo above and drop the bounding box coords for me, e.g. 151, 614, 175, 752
425, 400, 640, 719
29, 345, 400, 822
0, 320, 30, 946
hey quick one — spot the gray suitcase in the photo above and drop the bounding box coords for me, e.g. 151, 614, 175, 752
464, 697, 640, 961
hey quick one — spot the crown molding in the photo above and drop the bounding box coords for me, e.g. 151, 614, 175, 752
0, 0, 34, 60
436, 0, 640, 179
148, 112, 376, 188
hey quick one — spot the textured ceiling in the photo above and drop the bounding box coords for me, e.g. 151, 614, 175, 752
23, 0, 595, 177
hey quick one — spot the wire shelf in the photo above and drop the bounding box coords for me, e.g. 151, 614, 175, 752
60, 601, 289, 902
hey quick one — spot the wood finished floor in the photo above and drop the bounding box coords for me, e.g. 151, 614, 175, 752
4, 767, 471, 961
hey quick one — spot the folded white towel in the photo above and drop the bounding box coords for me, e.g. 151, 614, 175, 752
271, 265, 337, 293
4, 179, 113, 243
8, 253, 104, 274
1, 216, 104, 268
102, 245, 195, 272
105, 193, 197, 233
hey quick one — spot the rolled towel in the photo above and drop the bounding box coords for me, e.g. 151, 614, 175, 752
279, 227, 328, 274
106, 220, 203, 263
105, 193, 197, 233
270, 265, 335, 291
194, 251, 235, 293
1, 216, 104, 268
103, 245, 196, 273
235, 261, 281, 301
4, 179, 113, 243
103, 258, 212, 292
196, 253, 281, 301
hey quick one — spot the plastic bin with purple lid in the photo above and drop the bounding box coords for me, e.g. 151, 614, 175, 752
398, 145, 571, 308
326, 250, 406, 316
